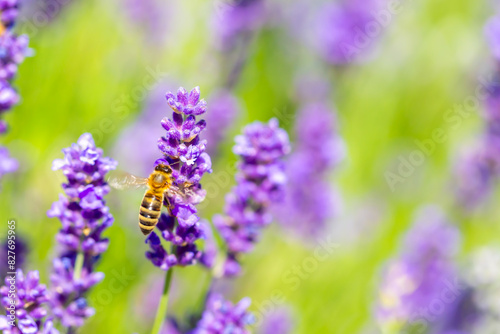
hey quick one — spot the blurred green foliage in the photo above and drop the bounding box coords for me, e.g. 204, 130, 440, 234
1, 0, 500, 333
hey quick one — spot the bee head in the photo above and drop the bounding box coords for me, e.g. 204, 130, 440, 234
155, 164, 173, 174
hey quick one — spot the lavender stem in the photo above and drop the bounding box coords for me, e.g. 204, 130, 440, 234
73, 251, 84, 281
151, 267, 174, 334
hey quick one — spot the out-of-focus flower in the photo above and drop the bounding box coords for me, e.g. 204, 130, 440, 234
376, 206, 462, 332
213, 118, 290, 277
191, 293, 254, 333
123, 0, 170, 43
0, 269, 59, 334
0, 0, 20, 28
258, 307, 294, 334
485, 16, 500, 63
314, 0, 384, 64
47, 133, 117, 328
0, 0, 30, 184
276, 102, 344, 238
453, 19, 500, 209
0, 32, 29, 84
202, 89, 239, 157
0, 146, 17, 179
214, 0, 267, 51
145, 86, 212, 271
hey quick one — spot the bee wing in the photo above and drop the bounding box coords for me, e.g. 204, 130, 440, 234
107, 171, 148, 190
166, 183, 200, 202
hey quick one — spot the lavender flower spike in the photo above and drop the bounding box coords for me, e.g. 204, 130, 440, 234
314, 0, 384, 64
276, 102, 345, 238
0, 0, 30, 184
214, 118, 290, 277
376, 206, 461, 332
145, 87, 212, 271
191, 293, 254, 334
0, 269, 59, 334
47, 133, 117, 328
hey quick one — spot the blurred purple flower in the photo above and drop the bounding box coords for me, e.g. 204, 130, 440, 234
258, 307, 294, 334
213, 118, 290, 277
202, 89, 239, 157
314, 0, 384, 64
0, 145, 17, 179
0, 32, 29, 83
190, 293, 254, 334
0, 0, 20, 28
214, 0, 267, 51
0, 0, 30, 185
145, 87, 212, 271
47, 133, 117, 328
453, 30, 500, 209
0, 269, 59, 334
276, 102, 345, 238
376, 206, 461, 332
124, 0, 170, 43
485, 16, 500, 62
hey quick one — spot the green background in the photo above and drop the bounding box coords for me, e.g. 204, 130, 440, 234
1, 0, 499, 333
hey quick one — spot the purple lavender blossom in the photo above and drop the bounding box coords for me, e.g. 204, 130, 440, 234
47, 133, 117, 328
314, 0, 383, 64
202, 89, 239, 157
0, 80, 18, 111
276, 102, 344, 238
485, 16, 500, 62
0, 1, 30, 185
190, 293, 254, 334
0, 32, 29, 83
145, 87, 212, 271
453, 24, 500, 209
0, 0, 20, 28
376, 206, 461, 332
213, 118, 290, 277
0, 269, 59, 334
214, 0, 267, 50
0, 145, 17, 179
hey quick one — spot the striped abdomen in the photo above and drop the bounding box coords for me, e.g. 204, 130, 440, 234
139, 190, 163, 235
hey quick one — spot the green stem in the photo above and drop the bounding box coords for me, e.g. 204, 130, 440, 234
151, 268, 174, 334
73, 251, 84, 281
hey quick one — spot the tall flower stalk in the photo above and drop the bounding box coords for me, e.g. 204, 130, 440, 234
0, 0, 30, 184
145, 86, 212, 334
454, 13, 500, 209
276, 101, 344, 238
212, 118, 290, 277
47, 133, 117, 329
375, 206, 462, 333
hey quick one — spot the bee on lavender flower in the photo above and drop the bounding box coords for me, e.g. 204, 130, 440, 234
109, 163, 194, 235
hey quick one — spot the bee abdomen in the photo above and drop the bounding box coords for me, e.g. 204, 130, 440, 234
139, 191, 163, 235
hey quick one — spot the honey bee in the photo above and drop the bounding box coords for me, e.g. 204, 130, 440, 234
108, 163, 192, 236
